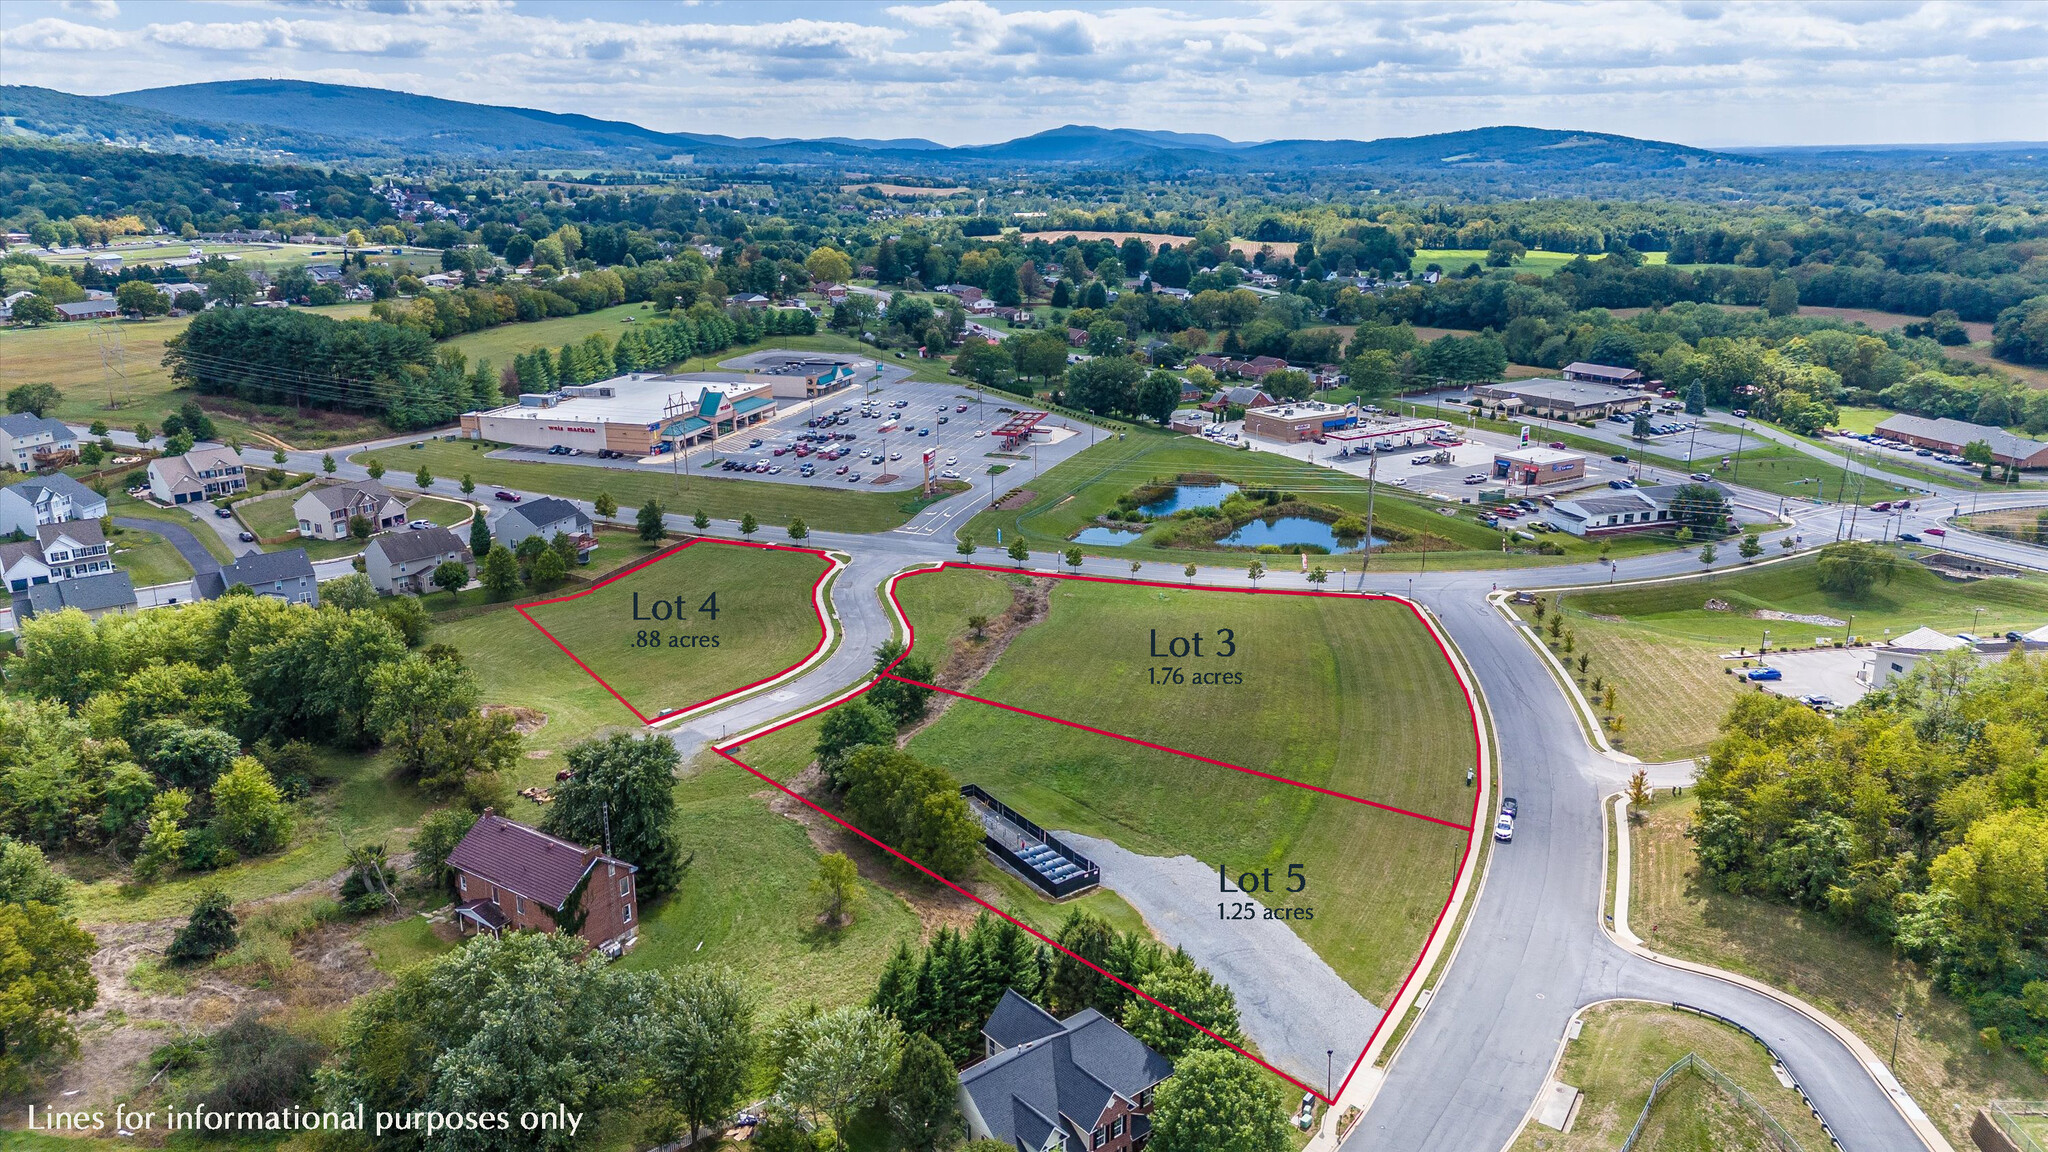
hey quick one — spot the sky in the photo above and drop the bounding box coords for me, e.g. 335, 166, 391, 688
3, 0, 2045, 149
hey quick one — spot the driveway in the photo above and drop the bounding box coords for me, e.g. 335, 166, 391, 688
114, 516, 220, 574
1056, 831, 1380, 1093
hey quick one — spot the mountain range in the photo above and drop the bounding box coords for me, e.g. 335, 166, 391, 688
4, 79, 1761, 172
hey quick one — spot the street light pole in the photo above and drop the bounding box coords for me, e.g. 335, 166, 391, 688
1891, 1010, 1904, 1067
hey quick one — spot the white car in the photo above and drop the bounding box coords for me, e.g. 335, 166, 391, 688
1388, 477, 1409, 487
890, 451, 902, 461
407, 519, 433, 530
940, 469, 961, 479
973, 429, 987, 438
945, 456, 957, 465
1493, 813, 1514, 842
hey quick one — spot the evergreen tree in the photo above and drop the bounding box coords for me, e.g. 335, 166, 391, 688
1047, 910, 1119, 1018
890, 1033, 962, 1152
469, 515, 491, 559
168, 887, 238, 965
638, 498, 667, 542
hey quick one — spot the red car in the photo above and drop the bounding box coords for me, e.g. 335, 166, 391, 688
1925, 527, 1946, 537
494, 490, 521, 502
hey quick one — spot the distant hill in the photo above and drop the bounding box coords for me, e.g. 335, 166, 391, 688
2, 79, 1761, 173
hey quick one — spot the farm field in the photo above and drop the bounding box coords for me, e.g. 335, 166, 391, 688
1507, 1000, 1834, 1152
892, 567, 1478, 1007
1518, 551, 2048, 759
1411, 249, 1672, 276
959, 426, 1671, 570
1631, 795, 2046, 1149
0, 303, 377, 445
518, 539, 832, 723
356, 437, 963, 533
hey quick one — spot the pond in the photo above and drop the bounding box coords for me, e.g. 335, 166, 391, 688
1139, 482, 1240, 516
1071, 526, 1146, 546
1224, 516, 1386, 554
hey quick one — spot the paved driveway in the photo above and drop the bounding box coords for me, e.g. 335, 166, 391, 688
114, 516, 220, 574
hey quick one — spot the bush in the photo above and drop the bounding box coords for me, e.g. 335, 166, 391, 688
167, 887, 239, 965
195, 1014, 325, 1113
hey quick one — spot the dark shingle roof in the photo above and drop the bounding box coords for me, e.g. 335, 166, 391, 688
444, 811, 632, 910
0, 413, 73, 439
985, 988, 1065, 1050
3, 472, 101, 507
507, 496, 588, 531
959, 994, 1172, 1152
12, 570, 135, 618
368, 526, 470, 565
196, 548, 317, 599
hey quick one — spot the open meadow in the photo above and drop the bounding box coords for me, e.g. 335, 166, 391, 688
518, 539, 832, 722
894, 567, 1478, 1007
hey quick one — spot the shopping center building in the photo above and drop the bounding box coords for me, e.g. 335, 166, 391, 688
459, 372, 781, 455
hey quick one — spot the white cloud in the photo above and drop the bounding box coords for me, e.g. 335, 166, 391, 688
3, 16, 128, 51
59, 0, 120, 20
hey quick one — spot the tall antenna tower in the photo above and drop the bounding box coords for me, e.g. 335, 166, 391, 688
91, 319, 128, 413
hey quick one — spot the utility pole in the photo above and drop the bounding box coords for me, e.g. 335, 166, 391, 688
1360, 447, 1379, 577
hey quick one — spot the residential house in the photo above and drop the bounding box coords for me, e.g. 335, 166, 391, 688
1201, 385, 1277, 413
1236, 355, 1289, 381
147, 444, 247, 504
364, 527, 473, 595
958, 989, 1173, 1152
55, 300, 119, 321
818, 283, 849, 305
0, 539, 50, 593
306, 263, 346, 284
11, 570, 136, 622
725, 293, 771, 309
292, 479, 407, 540
970, 298, 998, 315
0, 413, 78, 471
943, 284, 986, 305
1066, 327, 1090, 347
0, 472, 106, 535
0, 290, 36, 320
445, 809, 639, 956
194, 548, 319, 605
491, 497, 596, 561
1189, 353, 1231, 375
1, 519, 115, 592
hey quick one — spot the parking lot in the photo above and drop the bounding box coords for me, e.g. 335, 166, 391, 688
1217, 417, 1641, 505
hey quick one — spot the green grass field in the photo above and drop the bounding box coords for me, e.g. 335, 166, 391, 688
1411, 249, 1672, 276
356, 438, 962, 533
897, 568, 1476, 1005
1631, 795, 2046, 1149
228, 481, 473, 559
960, 426, 1671, 570
104, 522, 194, 586
1522, 553, 2048, 760
0, 304, 376, 446
1508, 1000, 1834, 1152
519, 540, 830, 721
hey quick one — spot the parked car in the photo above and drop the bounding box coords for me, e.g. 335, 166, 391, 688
1410, 454, 1434, 465
214, 506, 234, 518
238, 531, 256, 542
1746, 667, 1783, 681
407, 519, 433, 530
1501, 796, 1518, 818
1689, 472, 1712, 482
1493, 813, 1515, 842
956, 404, 969, 412
1463, 474, 1487, 484
494, 490, 521, 502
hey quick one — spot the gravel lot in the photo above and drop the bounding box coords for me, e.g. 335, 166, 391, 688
1057, 831, 1380, 1089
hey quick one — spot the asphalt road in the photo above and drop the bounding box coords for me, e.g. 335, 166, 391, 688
113, 515, 219, 574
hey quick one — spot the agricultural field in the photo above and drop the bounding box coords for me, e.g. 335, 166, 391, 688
0, 303, 377, 446
1411, 249, 1673, 276
1517, 552, 2048, 760
1630, 795, 2047, 1149
961, 426, 1671, 570
1508, 1000, 1835, 1152
356, 437, 964, 533
891, 567, 1479, 1010
518, 539, 832, 723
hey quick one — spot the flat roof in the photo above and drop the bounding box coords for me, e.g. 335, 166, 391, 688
1246, 400, 1354, 419
1326, 417, 1452, 440
1496, 446, 1585, 465
476, 373, 766, 428
1478, 378, 1641, 406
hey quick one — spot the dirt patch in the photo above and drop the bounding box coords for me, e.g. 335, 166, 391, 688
483, 705, 549, 734
896, 577, 1052, 745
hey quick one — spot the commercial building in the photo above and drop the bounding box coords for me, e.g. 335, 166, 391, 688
1872, 414, 2048, 470
1324, 416, 1455, 454
1241, 399, 1359, 443
1561, 361, 1645, 387
459, 372, 779, 455
1472, 378, 1650, 421
1493, 446, 1587, 486
1542, 481, 1726, 537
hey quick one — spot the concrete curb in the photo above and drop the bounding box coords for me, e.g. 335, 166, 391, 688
646, 543, 850, 730
1603, 788, 1954, 1152
1486, 589, 1638, 765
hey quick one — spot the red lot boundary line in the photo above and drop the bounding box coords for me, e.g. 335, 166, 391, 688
514, 537, 835, 726
710, 561, 1486, 1105
875, 672, 1469, 831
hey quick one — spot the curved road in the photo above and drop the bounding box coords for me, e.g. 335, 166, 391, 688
119, 409, 2045, 1151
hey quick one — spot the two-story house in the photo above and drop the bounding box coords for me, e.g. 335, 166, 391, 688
147, 444, 247, 505
0, 473, 107, 535
491, 497, 596, 562
959, 990, 1174, 1152
364, 527, 473, 595
292, 479, 407, 540
193, 548, 319, 606
0, 413, 78, 472
443, 810, 639, 957
1, 520, 113, 592
11, 569, 137, 623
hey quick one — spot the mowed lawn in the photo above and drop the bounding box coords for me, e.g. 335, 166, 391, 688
105, 523, 195, 585
355, 438, 958, 533
1508, 1000, 1834, 1152
519, 540, 831, 721
1522, 552, 2048, 760
898, 569, 1477, 1005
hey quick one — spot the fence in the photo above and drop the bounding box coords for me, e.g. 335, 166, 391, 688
960, 783, 1099, 898
1619, 1052, 1807, 1152
1986, 1101, 2048, 1152
1669, 1002, 1841, 1149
